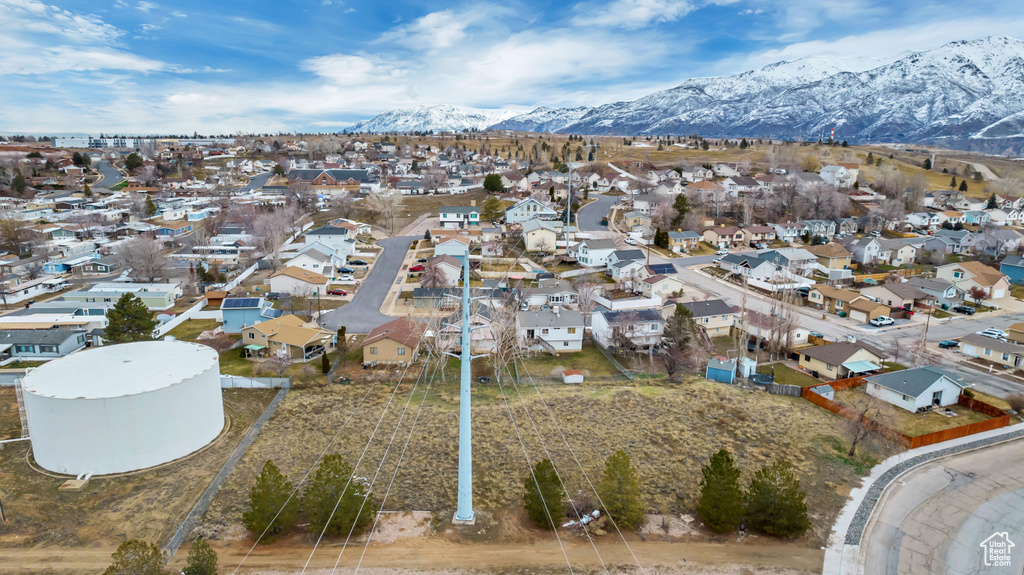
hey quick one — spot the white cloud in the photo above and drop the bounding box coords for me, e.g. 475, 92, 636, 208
572, 0, 738, 29
171, 10, 186, 17
738, 8, 763, 15
135, 1, 155, 12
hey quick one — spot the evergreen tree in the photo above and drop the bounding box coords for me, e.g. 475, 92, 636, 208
950, 176, 957, 188
745, 460, 809, 538
144, 196, 157, 216
302, 454, 374, 537
321, 351, 330, 374
987, 193, 998, 209
523, 459, 565, 530
482, 195, 502, 221
182, 538, 218, 575
272, 164, 286, 176
83, 183, 92, 198
103, 540, 167, 575
702, 140, 709, 151
974, 171, 984, 182
739, 138, 748, 149
959, 180, 968, 192
125, 152, 144, 171
243, 460, 298, 542
671, 194, 690, 228
922, 158, 932, 170
866, 152, 874, 165
104, 293, 157, 344
337, 326, 349, 365
483, 173, 503, 192
697, 449, 744, 533
11, 173, 26, 195
598, 450, 645, 530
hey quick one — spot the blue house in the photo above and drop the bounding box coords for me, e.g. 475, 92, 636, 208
964, 211, 991, 226
221, 297, 282, 334
705, 357, 737, 384
1000, 255, 1024, 285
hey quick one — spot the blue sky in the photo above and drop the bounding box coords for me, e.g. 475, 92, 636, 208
1, 0, 1022, 134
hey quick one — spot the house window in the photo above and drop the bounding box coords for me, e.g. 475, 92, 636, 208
953, 271, 964, 279
984, 348, 991, 356
568, 328, 577, 334
564, 341, 569, 346
542, 328, 549, 335
826, 363, 834, 371
248, 333, 255, 339
39, 345, 57, 354
902, 394, 911, 401
651, 323, 659, 331
15, 345, 33, 353
370, 347, 378, 355
398, 348, 406, 356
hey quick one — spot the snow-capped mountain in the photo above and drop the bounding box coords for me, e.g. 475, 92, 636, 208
350, 105, 519, 133
349, 36, 1024, 150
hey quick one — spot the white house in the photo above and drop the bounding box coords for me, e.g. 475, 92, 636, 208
569, 238, 617, 267
439, 206, 480, 229
718, 253, 778, 282
424, 255, 462, 287
268, 266, 330, 295
591, 308, 665, 348
305, 225, 350, 248
505, 197, 559, 224
433, 235, 471, 258
285, 249, 334, 277
864, 366, 964, 412
517, 308, 585, 353
906, 212, 941, 230
819, 165, 853, 188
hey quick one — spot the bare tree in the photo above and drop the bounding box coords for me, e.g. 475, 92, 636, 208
118, 236, 167, 282
287, 180, 318, 213
366, 191, 400, 234
843, 392, 893, 457
0, 212, 32, 254
252, 210, 290, 270
420, 257, 447, 288
802, 184, 848, 220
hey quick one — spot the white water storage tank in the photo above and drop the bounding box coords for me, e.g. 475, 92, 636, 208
22, 340, 223, 475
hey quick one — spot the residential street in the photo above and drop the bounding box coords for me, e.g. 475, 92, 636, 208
93, 160, 123, 190
575, 192, 621, 233
319, 235, 418, 333
242, 171, 272, 192
860, 437, 1024, 574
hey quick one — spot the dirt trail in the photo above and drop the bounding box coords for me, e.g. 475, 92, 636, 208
970, 162, 1000, 180
0, 539, 823, 574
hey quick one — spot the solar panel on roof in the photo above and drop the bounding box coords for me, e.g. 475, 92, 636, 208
649, 264, 676, 274
222, 298, 259, 308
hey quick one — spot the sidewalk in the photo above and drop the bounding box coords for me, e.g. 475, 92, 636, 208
822, 422, 1024, 574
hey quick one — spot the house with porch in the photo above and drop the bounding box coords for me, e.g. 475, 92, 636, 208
865, 366, 965, 412
569, 239, 618, 267
797, 341, 887, 380
517, 308, 585, 353
504, 197, 558, 224
221, 296, 283, 334
936, 260, 1010, 301
807, 285, 864, 315
591, 308, 665, 348
242, 315, 335, 361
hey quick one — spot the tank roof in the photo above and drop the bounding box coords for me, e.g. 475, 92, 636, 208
22, 340, 219, 400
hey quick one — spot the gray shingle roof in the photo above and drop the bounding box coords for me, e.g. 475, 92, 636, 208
865, 366, 962, 398
800, 341, 887, 365
519, 308, 584, 328
0, 328, 84, 345
601, 308, 663, 324
680, 299, 734, 318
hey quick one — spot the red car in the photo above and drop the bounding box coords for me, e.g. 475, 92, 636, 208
408, 264, 425, 272
327, 288, 348, 296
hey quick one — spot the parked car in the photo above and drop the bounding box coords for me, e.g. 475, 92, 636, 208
417, 258, 428, 263
265, 292, 281, 301
624, 237, 637, 245
952, 305, 976, 315
715, 248, 730, 256
870, 230, 881, 237
870, 316, 895, 327
348, 259, 368, 266
601, 217, 609, 226
753, 242, 767, 249
712, 258, 722, 265
336, 267, 355, 274
336, 274, 355, 282
938, 340, 960, 349
408, 264, 425, 272
978, 328, 1008, 340
327, 288, 348, 296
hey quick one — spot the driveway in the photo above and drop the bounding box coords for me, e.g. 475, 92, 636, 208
860, 438, 1024, 574
319, 236, 418, 333
576, 193, 621, 233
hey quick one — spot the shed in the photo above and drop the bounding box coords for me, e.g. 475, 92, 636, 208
562, 369, 584, 384
737, 356, 757, 378
204, 290, 228, 307
810, 384, 835, 401
705, 357, 737, 384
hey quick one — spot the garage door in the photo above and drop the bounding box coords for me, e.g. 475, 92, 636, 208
849, 309, 868, 323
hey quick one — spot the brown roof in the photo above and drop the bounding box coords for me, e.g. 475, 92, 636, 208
849, 298, 888, 313
687, 180, 723, 190
954, 260, 1007, 288
438, 235, 471, 245
839, 163, 860, 170
806, 243, 852, 259
362, 317, 426, 349
704, 226, 740, 236
270, 265, 329, 284
427, 255, 462, 269
247, 315, 334, 347
801, 341, 887, 365
743, 225, 776, 234
812, 284, 863, 302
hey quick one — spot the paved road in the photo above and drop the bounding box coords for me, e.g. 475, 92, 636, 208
319, 236, 418, 333
93, 160, 123, 189
861, 438, 1024, 574
242, 171, 272, 192
576, 193, 621, 233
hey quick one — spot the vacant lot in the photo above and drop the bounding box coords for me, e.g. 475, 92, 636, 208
0, 389, 276, 548
833, 388, 992, 436
200, 375, 878, 549
395, 190, 490, 231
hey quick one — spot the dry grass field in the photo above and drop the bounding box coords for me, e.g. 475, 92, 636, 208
200, 376, 886, 548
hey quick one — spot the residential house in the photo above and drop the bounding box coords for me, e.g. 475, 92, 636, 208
718, 253, 778, 282
360, 317, 426, 365
865, 366, 965, 412
847, 298, 893, 324
819, 165, 853, 188
797, 341, 888, 380
156, 221, 194, 237
424, 255, 462, 287
772, 222, 805, 243
680, 299, 736, 337
801, 220, 836, 240
758, 248, 818, 277
434, 235, 471, 258
976, 228, 1024, 256
268, 266, 330, 295
964, 211, 991, 226
76, 256, 121, 275
623, 211, 652, 230
703, 226, 744, 248
522, 279, 578, 308
439, 205, 480, 229
807, 285, 864, 315
1000, 255, 1024, 285
833, 217, 859, 235
907, 212, 941, 230
522, 220, 562, 253
905, 277, 961, 309
221, 296, 283, 334
518, 308, 585, 353
806, 243, 852, 271
936, 211, 966, 226
242, 315, 335, 361
0, 328, 87, 360
504, 197, 558, 224
986, 208, 1022, 227
640, 274, 685, 299
591, 308, 665, 348
721, 176, 761, 197
713, 163, 740, 177
877, 239, 918, 267
305, 225, 352, 251
667, 230, 701, 253
739, 226, 776, 246
790, 171, 825, 189
632, 193, 666, 216
438, 309, 497, 354
569, 238, 618, 267
862, 282, 930, 310
958, 334, 1024, 369
996, 195, 1024, 211
285, 249, 334, 277
936, 260, 1010, 300
64, 282, 179, 311
1008, 322, 1024, 344
844, 237, 883, 264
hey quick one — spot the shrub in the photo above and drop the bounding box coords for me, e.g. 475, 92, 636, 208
302, 454, 374, 537
597, 450, 646, 530
523, 458, 565, 530
697, 449, 744, 533
1006, 393, 1024, 413
242, 460, 298, 542
746, 460, 809, 538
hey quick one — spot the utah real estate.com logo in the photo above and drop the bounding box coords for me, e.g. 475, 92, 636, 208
980, 532, 1015, 568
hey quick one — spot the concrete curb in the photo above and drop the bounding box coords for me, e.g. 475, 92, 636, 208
822, 421, 1024, 574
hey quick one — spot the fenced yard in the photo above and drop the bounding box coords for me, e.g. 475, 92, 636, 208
833, 388, 992, 436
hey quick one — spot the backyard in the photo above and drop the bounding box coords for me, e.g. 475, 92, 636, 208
832, 387, 993, 436
756, 363, 821, 387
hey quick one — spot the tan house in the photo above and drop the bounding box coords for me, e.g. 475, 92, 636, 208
641, 274, 685, 299
861, 282, 931, 310
361, 317, 426, 365
680, 299, 735, 337
807, 243, 852, 270
242, 315, 335, 361
739, 226, 777, 245
1008, 322, 1024, 345
797, 341, 888, 380
847, 298, 892, 323
702, 226, 744, 248
623, 212, 652, 229
667, 230, 702, 253
807, 285, 864, 314
936, 260, 1010, 301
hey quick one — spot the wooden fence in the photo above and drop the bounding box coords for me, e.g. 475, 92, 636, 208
802, 378, 1011, 449
762, 382, 802, 397
853, 268, 925, 283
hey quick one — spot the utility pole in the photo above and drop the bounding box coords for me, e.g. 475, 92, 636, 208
453, 254, 475, 524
